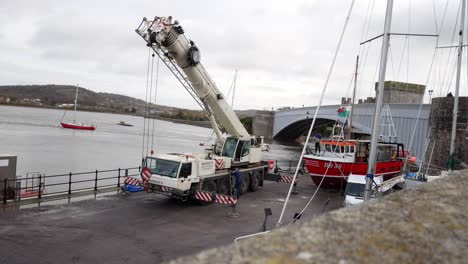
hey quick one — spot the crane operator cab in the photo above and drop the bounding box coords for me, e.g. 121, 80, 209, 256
220, 136, 263, 165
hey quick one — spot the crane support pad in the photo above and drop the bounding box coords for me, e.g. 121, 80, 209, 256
194, 191, 238, 205
264, 173, 298, 184
279, 175, 298, 184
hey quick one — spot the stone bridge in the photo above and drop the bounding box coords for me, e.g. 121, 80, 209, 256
272, 103, 431, 159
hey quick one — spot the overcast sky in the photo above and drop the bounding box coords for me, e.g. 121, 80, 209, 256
0, 0, 465, 110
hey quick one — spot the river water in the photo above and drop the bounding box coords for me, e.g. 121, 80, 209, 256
0, 105, 300, 177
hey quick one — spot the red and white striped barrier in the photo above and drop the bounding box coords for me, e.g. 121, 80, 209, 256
124, 176, 142, 186
194, 191, 213, 202
140, 167, 151, 182
279, 175, 298, 184
215, 194, 237, 205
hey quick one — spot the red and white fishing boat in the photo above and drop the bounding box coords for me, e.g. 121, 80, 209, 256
303, 126, 406, 189
59, 85, 96, 131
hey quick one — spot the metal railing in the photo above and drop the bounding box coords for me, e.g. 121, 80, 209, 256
2, 166, 141, 204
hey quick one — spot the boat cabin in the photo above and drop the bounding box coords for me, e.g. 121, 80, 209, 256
317, 140, 405, 163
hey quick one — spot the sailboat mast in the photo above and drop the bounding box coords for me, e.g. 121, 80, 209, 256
449, 0, 466, 170
231, 69, 237, 109
74, 84, 79, 124
348, 55, 359, 139
364, 0, 393, 201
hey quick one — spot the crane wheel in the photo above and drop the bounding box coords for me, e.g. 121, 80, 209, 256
249, 171, 260, 192
240, 173, 250, 195
216, 179, 230, 195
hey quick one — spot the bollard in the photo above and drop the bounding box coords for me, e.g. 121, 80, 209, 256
3, 178, 7, 204
289, 160, 292, 172
117, 168, 121, 187
38, 174, 42, 199
94, 170, 98, 191
68, 172, 72, 195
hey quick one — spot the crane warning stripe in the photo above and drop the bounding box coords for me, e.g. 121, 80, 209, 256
124, 177, 142, 186
279, 175, 299, 184
215, 194, 237, 205
195, 191, 213, 202
215, 158, 224, 169
140, 167, 152, 182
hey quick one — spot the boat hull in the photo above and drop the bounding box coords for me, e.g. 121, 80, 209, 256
60, 122, 96, 130
303, 157, 402, 189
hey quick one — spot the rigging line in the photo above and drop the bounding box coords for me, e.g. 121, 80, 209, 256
276, 0, 356, 228
290, 143, 348, 224
438, 0, 462, 97
146, 53, 156, 155
407, 0, 411, 85
402, 3, 447, 169
142, 48, 151, 160
368, 51, 382, 97
396, 36, 408, 80
289, 164, 332, 225
356, 0, 376, 100
389, 44, 396, 80
151, 55, 160, 153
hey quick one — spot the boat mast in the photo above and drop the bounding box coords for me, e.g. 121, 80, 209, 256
348, 55, 359, 139
231, 69, 237, 109
364, 0, 393, 201
73, 84, 79, 124
449, 0, 466, 171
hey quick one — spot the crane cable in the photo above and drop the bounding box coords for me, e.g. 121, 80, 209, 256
142, 48, 152, 160
150, 56, 160, 154
146, 53, 156, 156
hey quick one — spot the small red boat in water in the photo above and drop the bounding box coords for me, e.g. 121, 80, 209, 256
60, 122, 96, 130
59, 85, 96, 131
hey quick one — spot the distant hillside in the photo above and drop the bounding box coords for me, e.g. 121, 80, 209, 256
0, 84, 258, 120
0, 85, 145, 110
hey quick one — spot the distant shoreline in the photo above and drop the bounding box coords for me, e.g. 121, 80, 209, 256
0, 103, 212, 129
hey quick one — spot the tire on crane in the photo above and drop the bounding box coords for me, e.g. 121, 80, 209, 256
216, 178, 230, 195
240, 172, 250, 195
249, 171, 260, 192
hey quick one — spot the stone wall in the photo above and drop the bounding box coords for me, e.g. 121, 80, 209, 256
375, 81, 425, 104
424, 97, 468, 171
252, 111, 274, 141
168, 170, 468, 264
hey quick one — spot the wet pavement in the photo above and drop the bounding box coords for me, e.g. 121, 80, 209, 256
0, 174, 343, 264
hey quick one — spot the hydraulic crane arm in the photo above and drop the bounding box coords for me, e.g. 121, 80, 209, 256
136, 16, 251, 143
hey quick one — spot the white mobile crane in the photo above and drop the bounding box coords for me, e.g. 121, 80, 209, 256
134, 16, 271, 201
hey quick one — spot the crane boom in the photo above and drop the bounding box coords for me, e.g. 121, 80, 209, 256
136, 16, 250, 141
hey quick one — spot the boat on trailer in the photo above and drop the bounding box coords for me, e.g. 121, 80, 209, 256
303, 126, 406, 189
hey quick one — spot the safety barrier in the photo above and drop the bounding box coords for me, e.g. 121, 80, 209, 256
2, 166, 141, 205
